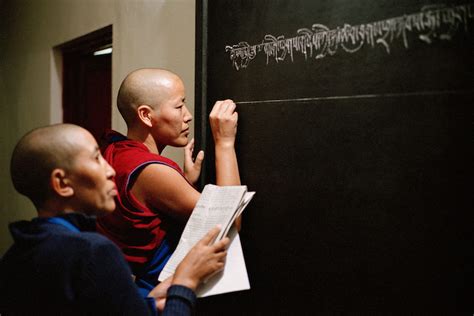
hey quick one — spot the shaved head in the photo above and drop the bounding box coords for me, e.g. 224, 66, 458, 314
10, 124, 86, 208
117, 68, 183, 127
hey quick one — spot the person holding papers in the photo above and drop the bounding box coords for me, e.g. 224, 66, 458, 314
0, 124, 230, 315
96, 68, 241, 295
150, 225, 230, 315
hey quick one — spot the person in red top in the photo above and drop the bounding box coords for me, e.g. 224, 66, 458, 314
96, 68, 241, 293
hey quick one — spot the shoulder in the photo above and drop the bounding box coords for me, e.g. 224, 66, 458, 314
77, 232, 131, 276
41, 227, 124, 261
134, 163, 194, 197
105, 139, 183, 176
58, 232, 132, 282
73, 231, 124, 257
132, 163, 200, 219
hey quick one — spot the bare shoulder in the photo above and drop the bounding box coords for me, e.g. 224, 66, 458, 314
131, 163, 201, 220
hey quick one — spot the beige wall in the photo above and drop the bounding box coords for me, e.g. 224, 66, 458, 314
0, 0, 196, 255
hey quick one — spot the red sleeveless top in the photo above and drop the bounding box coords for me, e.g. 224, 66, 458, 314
96, 130, 186, 266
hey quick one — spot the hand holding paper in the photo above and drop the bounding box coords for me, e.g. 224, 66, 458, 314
158, 184, 255, 297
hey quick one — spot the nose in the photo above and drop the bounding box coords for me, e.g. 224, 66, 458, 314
105, 160, 116, 179
183, 105, 192, 123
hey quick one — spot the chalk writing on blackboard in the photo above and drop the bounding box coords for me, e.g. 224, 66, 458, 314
225, 3, 473, 70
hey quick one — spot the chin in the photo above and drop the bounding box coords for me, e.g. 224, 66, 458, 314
174, 139, 189, 147
97, 202, 116, 216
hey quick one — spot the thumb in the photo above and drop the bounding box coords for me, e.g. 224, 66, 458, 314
199, 225, 222, 246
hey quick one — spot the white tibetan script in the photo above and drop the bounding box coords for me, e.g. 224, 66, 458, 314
225, 3, 474, 70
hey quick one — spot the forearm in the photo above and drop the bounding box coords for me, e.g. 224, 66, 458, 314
215, 144, 240, 186
209, 99, 240, 186
215, 143, 242, 229
161, 285, 196, 316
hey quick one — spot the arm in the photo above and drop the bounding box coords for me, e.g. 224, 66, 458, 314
209, 100, 243, 229
131, 164, 201, 221
81, 239, 151, 315
148, 226, 230, 314
210, 100, 241, 186
132, 100, 242, 224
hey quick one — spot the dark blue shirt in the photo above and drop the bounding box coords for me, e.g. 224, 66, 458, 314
0, 213, 196, 316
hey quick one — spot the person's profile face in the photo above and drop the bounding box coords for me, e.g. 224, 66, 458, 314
151, 78, 193, 148
67, 130, 117, 215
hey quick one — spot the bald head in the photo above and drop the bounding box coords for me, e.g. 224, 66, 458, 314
10, 124, 87, 208
117, 68, 183, 127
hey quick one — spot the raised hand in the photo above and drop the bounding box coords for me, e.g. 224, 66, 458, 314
183, 138, 204, 185
209, 99, 238, 149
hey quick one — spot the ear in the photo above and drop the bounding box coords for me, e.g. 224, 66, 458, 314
137, 105, 154, 127
50, 168, 74, 198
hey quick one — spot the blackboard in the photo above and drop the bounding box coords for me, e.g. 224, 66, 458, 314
195, 0, 474, 313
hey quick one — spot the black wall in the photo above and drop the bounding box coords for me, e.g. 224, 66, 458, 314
195, 0, 474, 313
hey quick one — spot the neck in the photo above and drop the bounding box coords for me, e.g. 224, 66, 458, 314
37, 198, 78, 218
127, 128, 165, 154
37, 207, 76, 218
